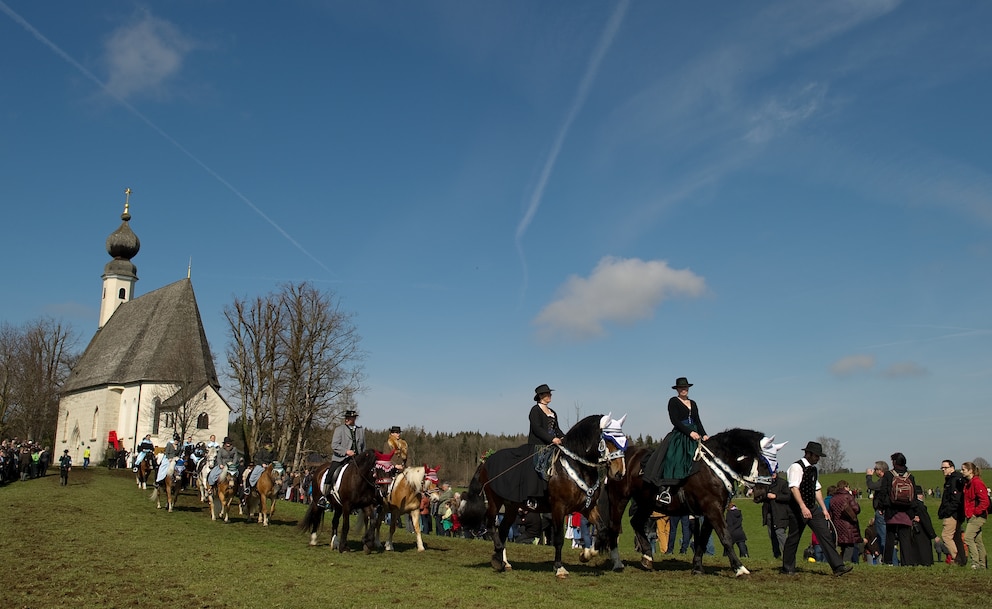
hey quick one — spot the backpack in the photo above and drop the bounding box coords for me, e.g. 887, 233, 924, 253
890, 471, 914, 507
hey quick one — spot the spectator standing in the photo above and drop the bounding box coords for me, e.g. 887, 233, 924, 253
910, 485, 937, 566
725, 503, 748, 558
961, 461, 989, 570
763, 470, 791, 558
865, 461, 891, 563
828, 480, 862, 563
434, 481, 454, 535
58, 449, 72, 486
82, 445, 91, 469
876, 452, 918, 566
937, 459, 966, 566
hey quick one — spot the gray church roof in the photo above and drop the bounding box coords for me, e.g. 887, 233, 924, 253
62, 278, 221, 394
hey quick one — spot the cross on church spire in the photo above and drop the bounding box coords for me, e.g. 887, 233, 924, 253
124, 187, 131, 214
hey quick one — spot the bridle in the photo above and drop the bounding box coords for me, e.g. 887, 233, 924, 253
694, 442, 773, 497
555, 431, 628, 508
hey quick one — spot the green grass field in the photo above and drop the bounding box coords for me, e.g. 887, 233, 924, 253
1, 467, 987, 609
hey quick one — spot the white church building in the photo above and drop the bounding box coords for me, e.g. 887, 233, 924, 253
56, 195, 230, 465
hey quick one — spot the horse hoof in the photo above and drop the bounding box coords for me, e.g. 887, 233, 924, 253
640, 557, 654, 570
612, 564, 625, 573
555, 567, 569, 579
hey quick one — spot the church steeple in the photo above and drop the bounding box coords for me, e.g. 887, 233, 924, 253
99, 188, 141, 328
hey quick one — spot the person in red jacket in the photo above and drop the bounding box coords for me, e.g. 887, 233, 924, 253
961, 461, 989, 569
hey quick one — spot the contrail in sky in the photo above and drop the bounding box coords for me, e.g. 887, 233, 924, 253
515, 0, 629, 300
0, 1, 335, 277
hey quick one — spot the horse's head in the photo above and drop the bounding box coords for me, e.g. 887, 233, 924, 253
702, 429, 775, 501
600, 413, 628, 480
423, 464, 440, 491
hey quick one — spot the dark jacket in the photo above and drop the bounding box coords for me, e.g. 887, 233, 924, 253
877, 467, 917, 521
763, 475, 792, 529
666, 397, 706, 437
829, 489, 861, 544
938, 471, 966, 520
726, 508, 747, 543
527, 405, 565, 445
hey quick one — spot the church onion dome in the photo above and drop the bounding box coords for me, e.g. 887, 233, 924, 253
106, 203, 141, 261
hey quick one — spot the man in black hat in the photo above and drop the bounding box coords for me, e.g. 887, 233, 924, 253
243, 437, 276, 499
332, 410, 366, 466
209, 436, 241, 486
780, 440, 852, 576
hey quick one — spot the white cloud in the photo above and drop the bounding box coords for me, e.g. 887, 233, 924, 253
103, 11, 194, 100
830, 354, 875, 377
881, 361, 928, 379
533, 257, 706, 340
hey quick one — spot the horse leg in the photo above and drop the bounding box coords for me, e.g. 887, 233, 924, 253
551, 508, 568, 579
709, 512, 748, 577
363, 506, 377, 554
491, 503, 515, 572
386, 509, 398, 552
411, 507, 425, 552
629, 499, 655, 570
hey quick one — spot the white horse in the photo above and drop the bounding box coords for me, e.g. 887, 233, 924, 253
374, 465, 441, 552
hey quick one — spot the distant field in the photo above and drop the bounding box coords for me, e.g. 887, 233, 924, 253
0, 467, 987, 609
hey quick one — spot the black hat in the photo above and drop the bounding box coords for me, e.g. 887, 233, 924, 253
222, 437, 233, 444
173, 432, 181, 442
533, 384, 554, 401
672, 377, 693, 390
63, 449, 69, 454
802, 441, 826, 457
343, 410, 359, 418
389, 426, 401, 434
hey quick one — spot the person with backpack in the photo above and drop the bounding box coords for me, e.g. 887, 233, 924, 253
875, 451, 917, 566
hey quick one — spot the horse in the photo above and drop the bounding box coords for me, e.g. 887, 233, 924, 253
373, 464, 441, 552
595, 429, 780, 577
244, 463, 280, 526
459, 413, 628, 578
149, 459, 178, 512
134, 453, 156, 490
208, 466, 239, 523
196, 445, 218, 503
299, 450, 381, 553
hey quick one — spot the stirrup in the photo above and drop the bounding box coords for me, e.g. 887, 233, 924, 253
656, 488, 671, 505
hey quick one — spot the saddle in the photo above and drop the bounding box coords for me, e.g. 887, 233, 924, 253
317, 463, 349, 509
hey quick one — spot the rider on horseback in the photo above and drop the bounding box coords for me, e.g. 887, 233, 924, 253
644, 377, 709, 505
329, 410, 366, 479
207, 436, 241, 486
243, 437, 276, 500
133, 434, 154, 472
155, 433, 181, 488
525, 383, 565, 510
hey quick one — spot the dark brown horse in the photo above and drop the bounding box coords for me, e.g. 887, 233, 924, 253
134, 454, 155, 490
299, 450, 381, 553
459, 413, 628, 578
595, 428, 778, 577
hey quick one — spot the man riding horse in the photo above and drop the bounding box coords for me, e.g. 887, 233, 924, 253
243, 437, 276, 501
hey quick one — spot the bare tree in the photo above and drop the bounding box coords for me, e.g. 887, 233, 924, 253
3, 318, 78, 442
816, 436, 847, 473
972, 457, 990, 470
224, 282, 364, 470
152, 340, 213, 443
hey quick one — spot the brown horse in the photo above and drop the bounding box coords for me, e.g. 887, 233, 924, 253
245, 464, 280, 526
208, 467, 239, 523
595, 429, 778, 577
374, 464, 441, 552
459, 413, 628, 578
299, 450, 380, 553
149, 459, 178, 512
134, 454, 155, 490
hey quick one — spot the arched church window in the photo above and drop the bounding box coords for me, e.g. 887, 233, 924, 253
63, 412, 69, 441
91, 407, 99, 440
118, 288, 126, 299
197, 413, 209, 429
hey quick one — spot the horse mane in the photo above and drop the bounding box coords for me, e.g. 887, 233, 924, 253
563, 414, 606, 456
401, 465, 426, 489
353, 449, 378, 472
705, 428, 765, 459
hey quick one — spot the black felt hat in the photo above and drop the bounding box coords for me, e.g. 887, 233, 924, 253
533, 384, 554, 401
672, 377, 693, 390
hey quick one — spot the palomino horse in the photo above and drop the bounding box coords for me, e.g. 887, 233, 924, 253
245, 463, 280, 526
208, 466, 239, 523
149, 459, 178, 512
196, 445, 218, 503
595, 429, 779, 577
134, 453, 156, 490
299, 450, 380, 553
373, 464, 441, 552
460, 413, 628, 578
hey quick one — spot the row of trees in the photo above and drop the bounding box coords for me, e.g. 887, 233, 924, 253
0, 318, 77, 443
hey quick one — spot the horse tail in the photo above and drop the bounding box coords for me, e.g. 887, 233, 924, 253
298, 500, 325, 533
458, 464, 487, 531
149, 487, 159, 502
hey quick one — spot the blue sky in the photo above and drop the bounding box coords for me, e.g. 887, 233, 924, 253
3, 1, 990, 471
